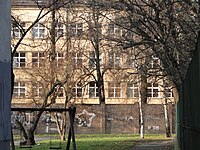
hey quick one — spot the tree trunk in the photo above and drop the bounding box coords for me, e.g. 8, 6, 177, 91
139, 100, 144, 139
26, 129, 36, 145
163, 98, 171, 138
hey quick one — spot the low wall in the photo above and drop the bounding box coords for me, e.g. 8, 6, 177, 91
12, 103, 175, 135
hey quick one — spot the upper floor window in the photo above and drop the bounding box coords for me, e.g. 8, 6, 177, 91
55, 53, 64, 67
32, 83, 43, 98
32, 52, 45, 67
147, 83, 160, 97
89, 52, 102, 69
109, 52, 121, 67
107, 23, 123, 37
108, 82, 121, 98
69, 23, 83, 37
13, 82, 26, 98
55, 23, 64, 38
148, 57, 160, 69
72, 82, 83, 97
13, 52, 26, 68
11, 22, 25, 38
89, 81, 98, 98
127, 82, 139, 98
72, 52, 82, 68
32, 23, 45, 38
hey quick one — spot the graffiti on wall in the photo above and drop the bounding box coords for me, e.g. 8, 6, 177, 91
75, 110, 96, 127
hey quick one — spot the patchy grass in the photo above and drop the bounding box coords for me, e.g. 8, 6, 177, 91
14, 134, 173, 150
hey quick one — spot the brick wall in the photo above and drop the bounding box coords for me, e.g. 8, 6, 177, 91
12, 103, 175, 135
73, 103, 175, 134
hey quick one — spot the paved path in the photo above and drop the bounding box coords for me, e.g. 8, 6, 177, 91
131, 140, 174, 150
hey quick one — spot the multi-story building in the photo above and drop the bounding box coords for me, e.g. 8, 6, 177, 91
11, 0, 175, 134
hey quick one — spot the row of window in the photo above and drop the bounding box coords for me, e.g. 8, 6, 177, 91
11, 22, 131, 39
13, 52, 159, 69
13, 81, 173, 99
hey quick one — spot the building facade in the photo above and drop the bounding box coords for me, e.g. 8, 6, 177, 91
11, 0, 175, 134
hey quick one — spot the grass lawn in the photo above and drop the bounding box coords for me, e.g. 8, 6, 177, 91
14, 134, 172, 150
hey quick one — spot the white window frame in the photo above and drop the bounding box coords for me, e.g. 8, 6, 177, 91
70, 23, 83, 37
73, 82, 83, 97
127, 82, 139, 98
13, 82, 26, 98
32, 52, 45, 67
33, 83, 43, 98
13, 52, 26, 68
55, 85, 65, 98
107, 23, 123, 36
89, 52, 102, 68
11, 22, 25, 38
108, 82, 121, 98
32, 23, 45, 38
55, 23, 64, 38
72, 52, 82, 67
109, 52, 121, 67
147, 83, 160, 98
89, 81, 98, 98
55, 52, 64, 67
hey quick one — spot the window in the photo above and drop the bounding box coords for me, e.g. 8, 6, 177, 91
13, 52, 26, 68
32, 52, 45, 67
127, 55, 136, 68
107, 23, 123, 37
55, 53, 64, 67
55, 23, 64, 38
13, 82, 26, 98
32, 23, 45, 38
148, 57, 160, 69
73, 82, 83, 97
32, 83, 43, 97
147, 83, 160, 97
108, 82, 121, 98
89, 52, 102, 68
89, 81, 98, 98
11, 22, 25, 38
69, 23, 83, 37
109, 52, 121, 67
127, 82, 139, 98
164, 83, 173, 98
55, 86, 64, 98
72, 52, 82, 67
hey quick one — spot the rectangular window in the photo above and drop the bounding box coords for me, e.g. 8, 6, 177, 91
69, 23, 83, 37
164, 83, 173, 98
11, 22, 25, 38
107, 23, 122, 36
127, 82, 139, 98
56, 53, 64, 67
89, 81, 98, 98
108, 82, 121, 98
149, 57, 160, 69
55, 86, 64, 98
13, 52, 26, 68
32, 23, 45, 38
32, 83, 43, 98
72, 52, 82, 68
109, 52, 121, 67
147, 83, 160, 97
13, 82, 26, 98
55, 23, 64, 38
89, 52, 102, 69
32, 52, 45, 67
72, 82, 83, 97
